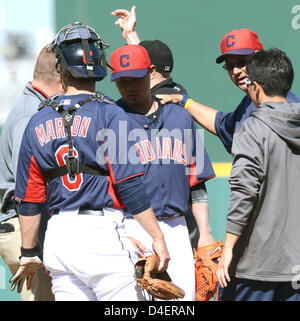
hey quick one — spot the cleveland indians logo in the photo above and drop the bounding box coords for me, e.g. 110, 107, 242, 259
120, 54, 130, 67
135, 138, 188, 165
226, 35, 235, 48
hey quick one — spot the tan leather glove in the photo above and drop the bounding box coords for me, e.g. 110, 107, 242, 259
134, 254, 185, 300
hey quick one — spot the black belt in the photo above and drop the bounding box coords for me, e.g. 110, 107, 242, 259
51, 208, 104, 216
125, 212, 186, 220
156, 212, 186, 220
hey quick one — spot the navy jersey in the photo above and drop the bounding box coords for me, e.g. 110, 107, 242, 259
215, 91, 300, 153
117, 99, 215, 217
15, 93, 145, 211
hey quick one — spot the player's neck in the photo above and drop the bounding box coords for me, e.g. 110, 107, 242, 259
258, 94, 287, 106
126, 96, 155, 115
139, 97, 156, 115
65, 80, 96, 95
65, 88, 94, 95
150, 73, 169, 89
144, 100, 158, 116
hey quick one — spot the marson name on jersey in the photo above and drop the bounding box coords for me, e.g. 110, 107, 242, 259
35, 116, 91, 146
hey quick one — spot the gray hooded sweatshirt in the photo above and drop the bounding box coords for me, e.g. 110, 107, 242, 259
227, 101, 300, 281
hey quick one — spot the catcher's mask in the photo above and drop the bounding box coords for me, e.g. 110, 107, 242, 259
49, 22, 110, 81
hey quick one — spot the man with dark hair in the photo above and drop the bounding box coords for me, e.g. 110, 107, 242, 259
245, 49, 294, 98
0, 46, 63, 301
216, 48, 300, 301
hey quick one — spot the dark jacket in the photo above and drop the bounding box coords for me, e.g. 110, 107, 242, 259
151, 78, 187, 95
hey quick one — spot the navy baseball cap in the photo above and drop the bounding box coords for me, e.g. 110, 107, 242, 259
110, 45, 151, 82
216, 28, 264, 64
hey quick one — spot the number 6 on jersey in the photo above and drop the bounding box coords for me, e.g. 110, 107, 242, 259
55, 145, 83, 191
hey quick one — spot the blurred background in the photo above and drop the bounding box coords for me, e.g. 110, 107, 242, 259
0, 0, 54, 126
0, 0, 299, 300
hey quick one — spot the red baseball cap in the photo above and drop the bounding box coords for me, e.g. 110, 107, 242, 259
216, 28, 263, 64
110, 44, 151, 81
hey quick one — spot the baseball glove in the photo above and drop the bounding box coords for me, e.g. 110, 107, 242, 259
194, 240, 223, 301
134, 254, 185, 300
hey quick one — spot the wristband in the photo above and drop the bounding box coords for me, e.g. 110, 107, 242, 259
21, 243, 42, 260
179, 94, 189, 107
184, 98, 193, 109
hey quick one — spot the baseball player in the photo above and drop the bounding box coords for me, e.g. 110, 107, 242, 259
11, 22, 169, 301
109, 44, 216, 301
156, 28, 299, 153
111, 5, 217, 252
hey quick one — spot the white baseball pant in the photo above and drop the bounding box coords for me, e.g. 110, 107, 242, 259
43, 208, 144, 301
124, 214, 196, 301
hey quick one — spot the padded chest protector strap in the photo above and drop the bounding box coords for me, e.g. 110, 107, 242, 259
38, 93, 114, 179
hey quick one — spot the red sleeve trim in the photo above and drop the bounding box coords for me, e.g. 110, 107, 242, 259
105, 152, 144, 185
114, 172, 144, 185
190, 175, 216, 188
104, 153, 144, 207
189, 158, 215, 187
106, 176, 125, 209
105, 154, 115, 183
23, 155, 47, 203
